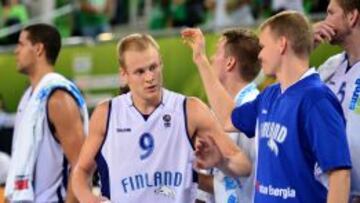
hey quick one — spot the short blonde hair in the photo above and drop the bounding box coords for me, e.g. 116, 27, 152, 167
259, 11, 313, 58
117, 33, 160, 68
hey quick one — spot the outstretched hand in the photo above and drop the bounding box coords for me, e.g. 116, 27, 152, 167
194, 135, 223, 170
181, 28, 207, 63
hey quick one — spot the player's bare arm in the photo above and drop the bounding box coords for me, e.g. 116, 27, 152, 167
182, 28, 236, 132
327, 169, 350, 203
72, 101, 110, 203
186, 97, 251, 177
48, 90, 86, 203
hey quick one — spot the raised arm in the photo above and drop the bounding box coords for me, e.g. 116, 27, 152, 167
72, 101, 110, 203
186, 97, 251, 177
47, 90, 87, 203
182, 28, 237, 132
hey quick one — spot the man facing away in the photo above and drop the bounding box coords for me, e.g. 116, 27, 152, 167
5, 24, 88, 203
72, 33, 252, 203
183, 11, 351, 203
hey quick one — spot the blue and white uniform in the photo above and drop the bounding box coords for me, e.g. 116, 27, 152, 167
231, 69, 351, 203
318, 52, 360, 196
213, 82, 259, 203
96, 89, 197, 203
13, 86, 86, 202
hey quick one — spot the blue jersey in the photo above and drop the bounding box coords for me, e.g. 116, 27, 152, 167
231, 72, 351, 203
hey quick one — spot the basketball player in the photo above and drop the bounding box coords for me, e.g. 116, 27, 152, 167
198, 28, 261, 203
5, 24, 88, 202
72, 33, 251, 203
183, 11, 351, 203
314, 0, 360, 202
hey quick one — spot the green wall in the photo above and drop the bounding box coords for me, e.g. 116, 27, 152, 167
0, 34, 341, 112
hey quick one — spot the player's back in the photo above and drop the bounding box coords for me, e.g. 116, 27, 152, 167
96, 89, 197, 203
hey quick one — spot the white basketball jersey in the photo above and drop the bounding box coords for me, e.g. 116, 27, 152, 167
318, 52, 360, 196
96, 89, 197, 203
213, 83, 259, 203
13, 88, 68, 202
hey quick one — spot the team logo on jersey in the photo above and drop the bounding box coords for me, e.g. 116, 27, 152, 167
349, 79, 360, 114
154, 185, 176, 199
260, 122, 288, 156
14, 175, 30, 190
163, 114, 171, 128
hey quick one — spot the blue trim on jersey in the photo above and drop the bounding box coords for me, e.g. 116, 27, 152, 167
45, 87, 83, 144
96, 153, 111, 199
182, 98, 195, 150
62, 155, 69, 190
56, 186, 64, 203
95, 100, 112, 199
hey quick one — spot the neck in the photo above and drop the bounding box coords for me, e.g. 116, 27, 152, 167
276, 54, 309, 92
223, 76, 249, 98
131, 91, 162, 115
343, 29, 360, 65
29, 62, 53, 90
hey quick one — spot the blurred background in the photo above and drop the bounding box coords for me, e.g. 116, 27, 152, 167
0, 0, 341, 157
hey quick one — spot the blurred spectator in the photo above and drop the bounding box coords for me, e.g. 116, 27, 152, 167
271, 0, 304, 14
211, 0, 254, 27
0, 0, 28, 45
77, 0, 113, 38
150, 0, 207, 30
23, 0, 54, 24
110, 0, 129, 26
54, 0, 74, 38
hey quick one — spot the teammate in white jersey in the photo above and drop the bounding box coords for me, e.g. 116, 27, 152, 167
6, 24, 87, 202
197, 28, 261, 203
314, 0, 360, 202
72, 33, 252, 203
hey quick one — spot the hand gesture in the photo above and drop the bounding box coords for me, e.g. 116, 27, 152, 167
181, 28, 206, 63
313, 21, 336, 47
194, 135, 223, 169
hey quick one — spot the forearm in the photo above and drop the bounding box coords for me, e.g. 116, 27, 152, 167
195, 54, 235, 129
66, 172, 79, 203
72, 166, 95, 203
327, 169, 350, 203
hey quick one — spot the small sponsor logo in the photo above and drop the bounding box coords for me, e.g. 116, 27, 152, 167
14, 176, 29, 190
256, 181, 296, 200
163, 114, 171, 128
117, 128, 131, 133
154, 186, 176, 199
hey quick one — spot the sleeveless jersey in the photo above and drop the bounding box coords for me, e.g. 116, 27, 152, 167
318, 52, 360, 196
13, 88, 68, 202
96, 89, 197, 203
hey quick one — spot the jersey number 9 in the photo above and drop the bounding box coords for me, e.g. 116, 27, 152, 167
139, 133, 154, 160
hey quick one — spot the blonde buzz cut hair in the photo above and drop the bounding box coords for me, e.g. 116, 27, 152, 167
259, 11, 313, 58
117, 33, 160, 69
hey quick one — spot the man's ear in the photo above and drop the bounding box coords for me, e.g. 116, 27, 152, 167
347, 9, 359, 28
120, 67, 128, 85
279, 36, 288, 55
226, 56, 236, 72
34, 43, 44, 57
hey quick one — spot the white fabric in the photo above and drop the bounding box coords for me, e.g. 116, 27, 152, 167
97, 89, 197, 202
318, 52, 360, 196
213, 83, 259, 203
5, 73, 88, 202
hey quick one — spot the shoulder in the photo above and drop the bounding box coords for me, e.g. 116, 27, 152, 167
318, 52, 346, 81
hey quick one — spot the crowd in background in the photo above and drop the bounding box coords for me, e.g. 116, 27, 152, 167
0, 0, 329, 45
